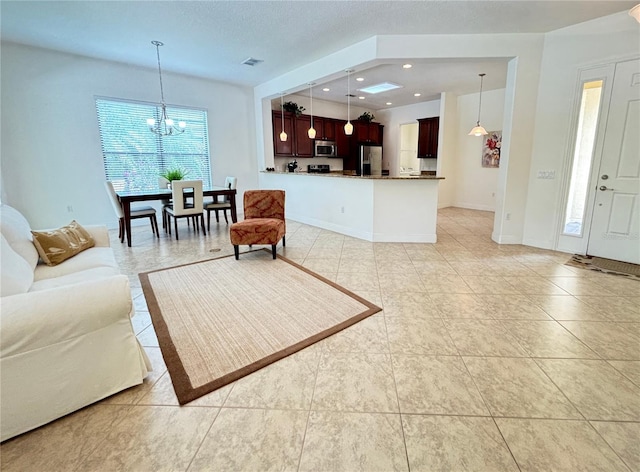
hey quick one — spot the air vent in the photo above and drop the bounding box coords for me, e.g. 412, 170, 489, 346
241, 57, 263, 66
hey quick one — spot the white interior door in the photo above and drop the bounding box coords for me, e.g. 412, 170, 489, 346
587, 58, 640, 264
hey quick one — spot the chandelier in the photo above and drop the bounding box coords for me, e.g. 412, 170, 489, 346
147, 41, 186, 136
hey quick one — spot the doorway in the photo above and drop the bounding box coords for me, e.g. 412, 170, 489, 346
398, 123, 419, 176
559, 58, 640, 264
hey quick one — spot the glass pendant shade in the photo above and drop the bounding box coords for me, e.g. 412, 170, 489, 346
279, 93, 287, 141
344, 121, 353, 135
308, 82, 316, 139
280, 131, 287, 141
308, 127, 316, 139
468, 124, 488, 136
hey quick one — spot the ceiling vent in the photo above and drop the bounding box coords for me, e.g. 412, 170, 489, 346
241, 57, 263, 66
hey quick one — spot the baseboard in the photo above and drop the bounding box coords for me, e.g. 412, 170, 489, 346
372, 232, 437, 243
287, 213, 373, 241
521, 237, 555, 251
453, 202, 495, 212
491, 232, 522, 245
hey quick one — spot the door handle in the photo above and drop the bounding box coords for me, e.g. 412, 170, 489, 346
599, 185, 614, 191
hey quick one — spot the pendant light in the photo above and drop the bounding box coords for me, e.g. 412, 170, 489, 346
147, 41, 186, 136
279, 93, 287, 142
307, 82, 316, 139
469, 73, 488, 137
344, 69, 354, 136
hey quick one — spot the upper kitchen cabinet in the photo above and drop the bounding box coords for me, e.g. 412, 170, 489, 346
272, 111, 313, 158
417, 117, 439, 159
311, 117, 336, 141
354, 120, 384, 145
334, 119, 350, 158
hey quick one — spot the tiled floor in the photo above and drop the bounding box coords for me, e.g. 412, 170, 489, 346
2, 207, 640, 471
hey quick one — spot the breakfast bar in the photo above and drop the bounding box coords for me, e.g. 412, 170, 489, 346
259, 171, 444, 243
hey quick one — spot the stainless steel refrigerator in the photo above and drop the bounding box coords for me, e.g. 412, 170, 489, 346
358, 145, 382, 176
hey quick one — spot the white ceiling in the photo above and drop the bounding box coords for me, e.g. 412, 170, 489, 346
1, 1, 635, 108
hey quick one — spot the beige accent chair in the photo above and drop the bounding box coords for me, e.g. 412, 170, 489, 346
163, 180, 206, 240
104, 181, 159, 242
204, 176, 237, 229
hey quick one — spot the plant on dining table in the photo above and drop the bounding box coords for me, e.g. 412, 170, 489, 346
159, 167, 189, 181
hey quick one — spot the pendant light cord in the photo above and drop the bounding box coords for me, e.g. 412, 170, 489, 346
347, 69, 351, 122
152, 41, 166, 105
477, 73, 485, 125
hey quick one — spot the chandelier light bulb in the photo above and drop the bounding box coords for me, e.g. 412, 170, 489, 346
178, 121, 186, 129
147, 118, 156, 126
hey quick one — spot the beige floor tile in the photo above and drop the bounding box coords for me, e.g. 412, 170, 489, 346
351, 289, 382, 306
0, 405, 132, 472
421, 274, 475, 294
560, 321, 640, 360
136, 371, 234, 407
338, 257, 378, 273
504, 276, 569, 295
79, 405, 217, 471
444, 319, 529, 357
429, 293, 493, 319
392, 355, 488, 415
378, 271, 426, 293
592, 276, 640, 297
411, 260, 457, 275
223, 345, 320, 410
608, 360, 640, 386
402, 415, 519, 472
462, 275, 521, 295
302, 257, 341, 274
527, 295, 609, 321
547, 276, 618, 297
590, 421, 640, 472
448, 260, 495, 276
336, 271, 380, 292
340, 247, 375, 259
464, 357, 582, 419
477, 294, 552, 320
136, 323, 159, 347
576, 296, 640, 322
375, 258, 416, 273
312, 352, 398, 413
322, 314, 389, 353
501, 320, 599, 358
385, 317, 458, 355
189, 408, 308, 472
536, 359, 640, 421
496, 418, 630, 472
298, 411, 408, 472
380, 292, 441, 317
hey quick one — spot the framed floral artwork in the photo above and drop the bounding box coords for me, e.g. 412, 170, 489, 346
482, 131, 502, 168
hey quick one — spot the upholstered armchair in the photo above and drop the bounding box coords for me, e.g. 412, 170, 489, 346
229, 190, 285, 259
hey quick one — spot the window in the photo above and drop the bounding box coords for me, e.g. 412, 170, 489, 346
95, 97, 211, 192
562, 80, 603, 236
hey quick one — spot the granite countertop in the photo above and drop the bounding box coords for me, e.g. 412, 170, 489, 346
261, 171, 444, 180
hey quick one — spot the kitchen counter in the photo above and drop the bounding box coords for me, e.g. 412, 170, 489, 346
261, 171, 444, 180
259, 171, 443, 243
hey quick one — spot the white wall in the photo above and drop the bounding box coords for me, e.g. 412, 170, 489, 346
523, 11, 640, 250
0, 42, 257, 228
454, 88, 505, 211
375, 99, 441, 176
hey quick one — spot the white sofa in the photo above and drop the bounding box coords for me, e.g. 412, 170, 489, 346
0, 204, 150, 441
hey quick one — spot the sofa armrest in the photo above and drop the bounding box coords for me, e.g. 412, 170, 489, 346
83, 225, 111, 247
1, 275, 133, 358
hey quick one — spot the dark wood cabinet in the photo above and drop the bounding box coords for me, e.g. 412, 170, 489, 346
310, 117, 336, 141
334, 119, 350, 159
354, 120, 383, 145
272, 111, 313, 157
417, 117, 439, 159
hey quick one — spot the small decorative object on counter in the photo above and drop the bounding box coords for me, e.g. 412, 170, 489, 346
287, 160, 298, 172
357, 111, 375, 123
265, 167, 275, 172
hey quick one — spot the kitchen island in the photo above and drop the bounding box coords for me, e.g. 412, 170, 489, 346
258, 171, 444, 242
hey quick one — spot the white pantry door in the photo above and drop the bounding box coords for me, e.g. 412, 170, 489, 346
587, 58, 640, 264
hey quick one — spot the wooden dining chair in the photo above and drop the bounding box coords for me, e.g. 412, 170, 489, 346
163, 180, 206, 240
104, 181, 159, 242
204, 176, 237, 229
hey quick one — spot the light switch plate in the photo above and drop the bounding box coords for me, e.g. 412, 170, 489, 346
537, 170, 556, 179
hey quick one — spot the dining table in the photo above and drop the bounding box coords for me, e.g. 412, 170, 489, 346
116, 186, 238, 247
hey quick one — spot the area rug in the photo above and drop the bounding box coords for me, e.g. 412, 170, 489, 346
566, 254, 640, 280
139, 250, 381, 404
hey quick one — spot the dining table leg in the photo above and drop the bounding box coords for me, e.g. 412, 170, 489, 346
230, 192, 238, 223
122, 199, 133, 247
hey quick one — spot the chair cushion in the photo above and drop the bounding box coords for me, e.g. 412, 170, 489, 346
31, 220, 95, 266
130, 206, 156, 217
205, 202, 231, 210
230, 218, 285, 246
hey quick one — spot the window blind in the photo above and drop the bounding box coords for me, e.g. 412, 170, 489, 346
95, 97, 211, 192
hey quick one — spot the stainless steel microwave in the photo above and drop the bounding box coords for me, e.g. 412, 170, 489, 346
314, 140, 337, 157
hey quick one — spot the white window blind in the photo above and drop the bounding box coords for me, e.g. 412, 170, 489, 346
95, 97, 211, 192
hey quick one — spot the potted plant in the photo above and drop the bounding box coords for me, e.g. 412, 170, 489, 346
357, 111, 375, 123
160, 167, 189, 188
282, 101, 305, 117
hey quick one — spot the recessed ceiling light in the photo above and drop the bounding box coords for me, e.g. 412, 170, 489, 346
386, 102, 392, 105
414, 93, 421, 97
402, 64, 412, 69
358, 96, 365, 100
356, 77, 364, 82
322, 87, 330, 92
359, 82, 403, 94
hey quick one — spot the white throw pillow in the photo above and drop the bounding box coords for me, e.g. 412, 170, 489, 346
0, 204, 39, 270
1, 234, 34, 296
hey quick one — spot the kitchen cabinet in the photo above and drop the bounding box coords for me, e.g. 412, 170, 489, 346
272, 111, 313, 157
417, 117, 439, 159
334, 119, 350, 159
354, 120, 383, 145
311, 117, 336, 141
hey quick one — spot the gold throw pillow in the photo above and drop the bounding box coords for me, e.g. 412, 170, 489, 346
31, 220, 95, 266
